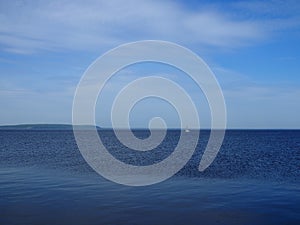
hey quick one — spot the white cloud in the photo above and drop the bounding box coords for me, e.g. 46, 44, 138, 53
0, 0, 273, 53
1, 0, 299, 128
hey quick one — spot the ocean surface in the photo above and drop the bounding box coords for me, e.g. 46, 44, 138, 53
0, 130, 299, 225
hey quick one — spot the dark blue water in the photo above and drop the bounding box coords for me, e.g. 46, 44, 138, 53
0, 130, 299, 225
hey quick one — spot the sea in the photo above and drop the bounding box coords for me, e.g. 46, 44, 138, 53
0, 129, 299, 225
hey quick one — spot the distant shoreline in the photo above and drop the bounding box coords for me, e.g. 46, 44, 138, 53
0, 124, 101, 131
0, 124, 299, 131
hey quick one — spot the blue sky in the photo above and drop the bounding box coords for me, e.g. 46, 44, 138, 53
0, 0, 299, 128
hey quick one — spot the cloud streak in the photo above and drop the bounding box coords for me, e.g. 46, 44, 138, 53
0, 0, 299, 128
0, 0, 282, 53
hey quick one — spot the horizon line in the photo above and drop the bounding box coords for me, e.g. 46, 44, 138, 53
0, 123, 299, 130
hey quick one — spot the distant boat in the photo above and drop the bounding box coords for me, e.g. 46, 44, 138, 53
184, 126, 190, 133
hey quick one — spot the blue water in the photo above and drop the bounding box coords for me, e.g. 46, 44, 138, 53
0, 130, 299, 225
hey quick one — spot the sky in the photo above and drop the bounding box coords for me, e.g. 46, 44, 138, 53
0, 0, 299, 129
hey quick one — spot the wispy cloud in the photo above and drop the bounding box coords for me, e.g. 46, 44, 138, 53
0, 0, 290, 54
0, 0, 299, 128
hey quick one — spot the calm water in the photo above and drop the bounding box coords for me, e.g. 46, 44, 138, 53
0, 130, 299, 225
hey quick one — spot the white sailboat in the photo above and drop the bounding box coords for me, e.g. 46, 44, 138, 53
184, 126, 190, 133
